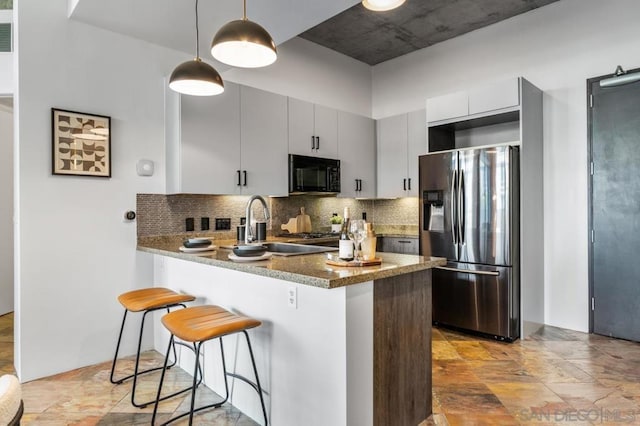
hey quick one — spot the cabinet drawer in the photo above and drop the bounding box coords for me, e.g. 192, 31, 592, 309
378, 237, 418, 255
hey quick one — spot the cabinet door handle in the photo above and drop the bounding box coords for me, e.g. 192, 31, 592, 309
358, 179, 362, 191
403, 178, 407, 191
237, 170, 241, 186
311, 136, 315, 150
398, 240, 411, 244
355, 179, 359, 192
408, 178, 412, 191
316, 136, 320, 150
243, 170, 247, 186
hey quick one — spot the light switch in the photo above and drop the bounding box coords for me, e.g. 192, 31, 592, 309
136, 159, 154, 176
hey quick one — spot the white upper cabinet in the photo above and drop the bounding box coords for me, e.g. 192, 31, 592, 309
240, 86, 288, 197
426, 77, 522, 124
426, 91, 468, 124
337, 111, 376, 198
377, 114, 407, 198
407, 109, 427, 197
167, 82, 288, 196
176, 82, 241, 195
288, 98, 338, 158
468, 77, 520, 116
377, 109, 427, 198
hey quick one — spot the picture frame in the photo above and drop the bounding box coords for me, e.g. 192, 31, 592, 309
51, 108, 111, 177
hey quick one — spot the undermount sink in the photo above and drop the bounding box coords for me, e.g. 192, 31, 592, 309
219, 241, 338, 257
262, 242, 337, 257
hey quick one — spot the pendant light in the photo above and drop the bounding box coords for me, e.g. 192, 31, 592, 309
210, 0, 277, 68
170, 0, 224, 96
362, 0, 405, 12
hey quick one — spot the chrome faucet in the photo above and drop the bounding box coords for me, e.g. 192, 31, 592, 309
244, 195, 270, 245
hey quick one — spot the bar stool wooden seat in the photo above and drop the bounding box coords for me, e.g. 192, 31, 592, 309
110, 287, 196, 408
151, 305, 268, 426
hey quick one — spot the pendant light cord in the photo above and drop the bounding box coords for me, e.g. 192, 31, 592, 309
243, 0, 247, 20
195, 0, 200, 59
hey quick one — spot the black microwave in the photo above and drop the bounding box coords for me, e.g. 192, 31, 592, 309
289, 154, 341, 194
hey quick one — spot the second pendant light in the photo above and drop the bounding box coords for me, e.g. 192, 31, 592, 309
362, 0, 405, 12
211, 0, 278, 68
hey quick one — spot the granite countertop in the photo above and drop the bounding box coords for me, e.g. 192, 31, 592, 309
137, 235, 445, 289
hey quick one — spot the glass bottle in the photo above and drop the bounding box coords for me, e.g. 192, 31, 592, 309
338, 207, 354, 261
361, 222, 377, 260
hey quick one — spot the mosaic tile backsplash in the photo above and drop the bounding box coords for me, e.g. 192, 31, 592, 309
136, 193, 419, 237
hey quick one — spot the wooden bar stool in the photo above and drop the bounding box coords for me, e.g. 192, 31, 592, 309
110, 287, 196, 408
151, 305, 268, 426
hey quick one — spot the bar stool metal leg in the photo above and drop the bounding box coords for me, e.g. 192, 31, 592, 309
243, 330, 269, 426
153, 334, 267, 426
153, 338, 230, 426
151, 305, 267, 425
110, 304, 185, 408
224, 331, 268, 426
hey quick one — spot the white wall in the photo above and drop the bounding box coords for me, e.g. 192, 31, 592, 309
0, 105, 13, 315
371, 0, 640, 332
15, 0, 183, 381
15, 1, 372, 381
224, 37, 372, 117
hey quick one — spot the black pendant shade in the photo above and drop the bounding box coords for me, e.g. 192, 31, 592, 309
169, 0, 224, 96
210, 0, 277, 68
169, 58, 224, 96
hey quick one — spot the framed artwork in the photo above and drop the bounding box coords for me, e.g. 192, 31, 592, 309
52, 108, 111, 177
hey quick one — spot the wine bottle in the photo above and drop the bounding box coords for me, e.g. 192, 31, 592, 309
338, 207, 354, 261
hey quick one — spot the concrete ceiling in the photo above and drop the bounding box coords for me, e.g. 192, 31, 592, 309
299, 0, 561, 65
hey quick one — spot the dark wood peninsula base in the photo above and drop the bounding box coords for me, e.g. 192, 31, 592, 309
374, 270, 432, 426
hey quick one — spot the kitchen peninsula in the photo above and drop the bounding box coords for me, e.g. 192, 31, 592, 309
138, 236, 445, 426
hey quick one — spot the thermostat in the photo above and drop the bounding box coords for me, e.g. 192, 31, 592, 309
136, 159, 154, 176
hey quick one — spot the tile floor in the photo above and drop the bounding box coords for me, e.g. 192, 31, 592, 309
2, 312, 640, 425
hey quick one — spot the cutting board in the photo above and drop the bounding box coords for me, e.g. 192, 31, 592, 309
296, 207, 312, 233
281, 218, 298, 233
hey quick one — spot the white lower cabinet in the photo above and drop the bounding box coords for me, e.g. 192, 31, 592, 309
167, 82, 288, 195
376, 109, 426, 198
337, 111, 375, 198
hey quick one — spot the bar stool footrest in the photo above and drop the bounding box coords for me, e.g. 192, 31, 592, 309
226, 372, 264, 396
158, 399, 227, 426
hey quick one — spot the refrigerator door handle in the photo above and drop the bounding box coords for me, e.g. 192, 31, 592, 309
458, 169, 465, 245
435, 266, 500, 276
451, 169, 458, 244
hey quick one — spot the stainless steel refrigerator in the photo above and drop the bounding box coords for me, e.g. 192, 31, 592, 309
419, 145, 520, 341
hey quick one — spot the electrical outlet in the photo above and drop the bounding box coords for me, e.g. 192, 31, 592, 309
201, 217, 210, 231
287, 286, 297, 309
185, 217, 195, 232
215, 218, 231, 230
